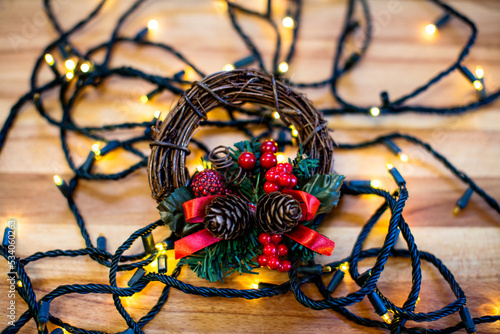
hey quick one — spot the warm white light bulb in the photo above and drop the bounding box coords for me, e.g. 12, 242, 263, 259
65, 59, 76, 71
370, 107, 380, 117
273, 111, 280, 119
473, 80, 483, 90
425, 24, 436, 35
80, 63, 90, 73
154, 110, 161, 119
282, 16, 294, 29
399, 153, 409, 162
140, 95, 149, 103
44, 54, 54, 66
223, 64, 235, 71
197, 165, 205, 172
92, 143, 101, 156
475, 66, 484, 79
53, 175, 63, 186
386, 163, 393, 170
148, 19, 159, 30
370, 180, 381, 188
278, 61, 289, 73
276, 154, 285, 163
65, 72, 74, 80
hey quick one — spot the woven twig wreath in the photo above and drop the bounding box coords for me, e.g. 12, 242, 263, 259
148, 69, 335, 202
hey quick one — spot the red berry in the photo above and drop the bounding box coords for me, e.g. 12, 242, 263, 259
264, 181, 280, 193
260, 152, 277, 169
238, 152, 257, 170
263, 243, 277, 256
265, 168, 279, 182
257, 255, 269, 267
260, 140, 278, 154
289, 174, 298, 188
275, 163, 286, 174
278, 173, 292, 187
278, 260, 291, 272
271, 234, 283, 244
267, 256, 280, 270
258, 233, 271, 245
283, 163, 293, 173
277, 244, 288, 256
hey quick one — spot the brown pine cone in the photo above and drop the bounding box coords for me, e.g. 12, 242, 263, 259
256, 192, 302, 234
203, 195, 252, 239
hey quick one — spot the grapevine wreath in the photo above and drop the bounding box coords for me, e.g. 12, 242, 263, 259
148, 69, 344, 281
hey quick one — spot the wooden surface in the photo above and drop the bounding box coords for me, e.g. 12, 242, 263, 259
1, 0, 500, 333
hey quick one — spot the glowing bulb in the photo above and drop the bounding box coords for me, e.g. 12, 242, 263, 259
16, 280, 23, 288
273, 111, 280, 119
370, 180, 381, 188
473, 80, 482, 90
44, 54, 54, 66
339, 262, 349, 273
276, 154, 285, 163
425, 24, 436, 35
381, 313, 392, 324
65, 71, 74, 80
278, 61, 289, 73
250, 283, 259, 289
290, 126, 299, 137
282, 16, 294, 29
370, 107, 380, 117
223, 64, 235, 71
475, 66, 484, 79
399, 153, 409, 162
80, 63, 90, 73
154, 110, 161, 119
386, 163, 393, 170
148, 19, 159, 30
65, 59, 76, 71
155, 243, 165, 252
140, 95, 149, 104
53, 175, 63, 186
197, 165, 205, 172
91, 143, 101, 156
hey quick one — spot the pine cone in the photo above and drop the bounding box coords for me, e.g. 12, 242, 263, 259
256, 192, 302, 234
203, 195, 252, 239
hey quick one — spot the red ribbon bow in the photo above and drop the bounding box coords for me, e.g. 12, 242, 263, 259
174, 191, 335, 259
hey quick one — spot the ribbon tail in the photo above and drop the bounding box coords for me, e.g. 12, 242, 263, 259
174, 229, 222, 259
286, 225, 335, 256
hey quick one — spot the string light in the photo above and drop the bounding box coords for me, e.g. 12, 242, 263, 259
223, 63, 235, 71
473, 80, 482, 90
278, 61, 289, 73
276, 153, 285, 163
148, 19, 159, 30
197, 165, 205, 172
384, 139, 409, 162
16, 279, 23, 288
475, 66, 484, 79
64, 59, 76, 71
44, 53, 55, 66
425, 24, 436, 35
453, 186, 474, 214
371, 180, 381, 188
425, 13, 451, 36
154, 110, 161, 119
290, 125, 299, 137
282, 16, 294, 29
91, 142, 101, 156
273, 111, 280, 119
53, 175, 63, 186
140, 95, 149, 103
65, 71, 74, 80
369, 107, 380, 117
80, 62, 91, 73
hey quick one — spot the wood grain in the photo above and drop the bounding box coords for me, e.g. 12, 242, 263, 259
0, 0, 499, 333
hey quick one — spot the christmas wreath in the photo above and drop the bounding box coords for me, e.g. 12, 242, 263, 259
148, 69, 344, 282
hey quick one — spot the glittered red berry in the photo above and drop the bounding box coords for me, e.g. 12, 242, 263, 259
191, 169, 226, 197
278, 260, 291, 272
264, 181, 280, 193
278, 173, 292, 187
258, 233, 272, 245
260, 152, 277, 169
277, 244, 288, 256
283, 163, 293, 173
265, 168, 279, 183
267, 256, 280, 270
289, 174, 298, 188
257, 255, 269, 267
238, 152, 257, 170
275, 163, 286, 174
260, 140, 278, 154
271, 234, 283, 244
263, 243, 277, 256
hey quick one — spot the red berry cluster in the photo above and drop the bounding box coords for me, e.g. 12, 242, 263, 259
257, 233, 291, 272
191, 169, 228, 197
264, 163, 298, 193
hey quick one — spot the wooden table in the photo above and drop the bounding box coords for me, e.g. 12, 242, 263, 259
1, 0, 499, 333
